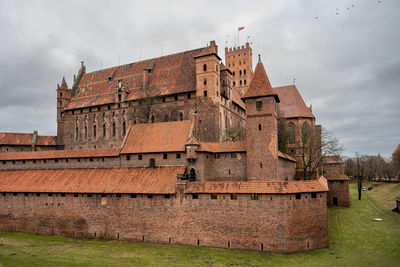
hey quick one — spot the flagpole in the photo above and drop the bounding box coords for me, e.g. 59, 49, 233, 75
238, 29, 239, 47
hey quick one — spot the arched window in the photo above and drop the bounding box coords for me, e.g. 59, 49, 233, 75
190, 168, 196, 181
84, 126, 87, 139
244, 79, 247, 85
240, 80, 242, 86
233, 71, 235, 78
103, 124, 106, 137
216, 65, 218, 72
112, 122, 116, 136
179, 112, 183, 121
203, 64, 207, 71
302, 122, 311, 139
93, 124, 96, 138
233, 81, 236, 87
244, 70, 247, 76
240, 70, 242, 77
288, 123, 296, 144
60, 92, 63, 98
203, 78, 207, 86
58, 100, 62, 107
75, 126, 78, 141
122, 121, 126, 136
151, 115, 155, 123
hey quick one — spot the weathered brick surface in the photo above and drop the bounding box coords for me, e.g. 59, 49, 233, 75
327, 180, 350, 207
0, 191, 328, 253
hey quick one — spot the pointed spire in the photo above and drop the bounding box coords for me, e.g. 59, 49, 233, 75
241, 59, 279, 103
60, 76, 68, 89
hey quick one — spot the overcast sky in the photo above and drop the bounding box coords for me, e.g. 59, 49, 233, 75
0, 0, 399, 158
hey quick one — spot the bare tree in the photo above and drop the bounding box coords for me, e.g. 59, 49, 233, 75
299, 127, 343, 179
355, 153, 365, 200
277, 117, 289, 153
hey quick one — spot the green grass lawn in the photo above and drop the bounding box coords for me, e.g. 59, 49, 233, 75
0, 183, 399, 267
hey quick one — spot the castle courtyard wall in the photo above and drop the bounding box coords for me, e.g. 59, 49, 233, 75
0, 191, 328, 253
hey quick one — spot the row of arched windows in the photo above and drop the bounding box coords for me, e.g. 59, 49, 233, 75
232, 70, 247, 78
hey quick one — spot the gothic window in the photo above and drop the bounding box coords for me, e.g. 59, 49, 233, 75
118, 94, 121, 102
151, 115, 155, 123
122, 121, 126, 136
240, 70, 242, 77
203, 78, 207, 86
233, 71, 235, 78
190, 168, 196, 181
244, 69, 247, 76
103, 124, 106, 137
233, 81, 235, 87
179, 112, 183, 121
216, 65, 218, 72
84, 126, 88, 139
240, 80, 242, 86
75, 126, 78, 141
203, 90, 207, 97
112, 122, 116, 136
302, 122, 311, 139
288, 123, 296, 144
203, 64, 207, 71
244, 79, 247, 85
60, 92, 63, 98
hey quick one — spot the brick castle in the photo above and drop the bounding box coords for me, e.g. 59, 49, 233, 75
0, 40, 350, 253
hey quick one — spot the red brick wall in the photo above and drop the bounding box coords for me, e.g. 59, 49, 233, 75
0, 191, 328, 253
327, 180, 350, 207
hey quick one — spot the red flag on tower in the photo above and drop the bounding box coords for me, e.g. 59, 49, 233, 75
238, 26, 245, 31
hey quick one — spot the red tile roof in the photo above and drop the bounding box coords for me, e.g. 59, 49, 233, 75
278, 151, 296, 162
241, 61, 279, 102
273, 85, 314, 118
0, 148, 120, 161
0, 166, 184, 194
325, 174, 350, 181
186, 178, 328, 194
121, 120, 192, 154
323, 155, 344, 164
65, 47, 208, 110
0, 133, 56, 146
232, 88, 245, 110
198, 141, 246, 153
393, 144, 400, 156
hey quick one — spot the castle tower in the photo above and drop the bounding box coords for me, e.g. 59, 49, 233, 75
194, 42, 222, 142
225, 42, 253, 96
242, 56, 280, 181
56, 77, 72, 148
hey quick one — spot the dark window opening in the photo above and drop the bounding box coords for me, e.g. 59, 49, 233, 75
333, 197, 338, 206
203, 64, 207, 71
24, 192, 28, 197
260, 163, 263, 169
103, 124, 106, 137
151, 115, 155, 123
179, 112, 183, 121
231, 193, 237, 200
118, 94, 121, 102
164, 194, 170, 199
203, 78, 207, 86
126, 155, 130, 161
211, 194, 218, 200
312, 192, 317, 198
61, 193, 65, 197
90, 158, 93, 162
112, 122, 116, 136
176, 153, 181, 159
48, 193, 53, 197
149, 158, 156, 168
122, 121, 126, 136
203, 91, 207, 97
2, 161, 5, 165
36, 193, 40, 197
93, 124, 97, 138
74, 193, 78, 197
87, 193, 92, 198
162, 97, 166, 102
244, 79, 247, 85
192, 194, 198, 199
190, 168, 196, 181
13, 192, 17, 196
187, 93, 191, 99
340, 180, 344, 184
258, 124, 262, 131
175, 95, 178, 101
251, 194, 258, 200
116, 193, 121, 198
138, 155, 142, 160
256, 101, 262, 111
130, 194, 137, 198
296, 193, 301, 200
163, 154, 167, 159
148, 194, 153, 199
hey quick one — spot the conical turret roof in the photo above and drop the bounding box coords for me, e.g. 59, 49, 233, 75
242, 57, 279, 103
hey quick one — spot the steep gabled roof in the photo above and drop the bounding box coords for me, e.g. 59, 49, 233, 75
323, 155, 344, 164
273, 85, 314, 118
393, 144, 400, 156
0, 166, 185, 194
0, 132, 56, 146
65, 47, 208, 110
241, 60, 279, 102
121, 120, 192, 154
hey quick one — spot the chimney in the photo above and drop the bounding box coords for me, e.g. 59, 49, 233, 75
209, 40, 218, 55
